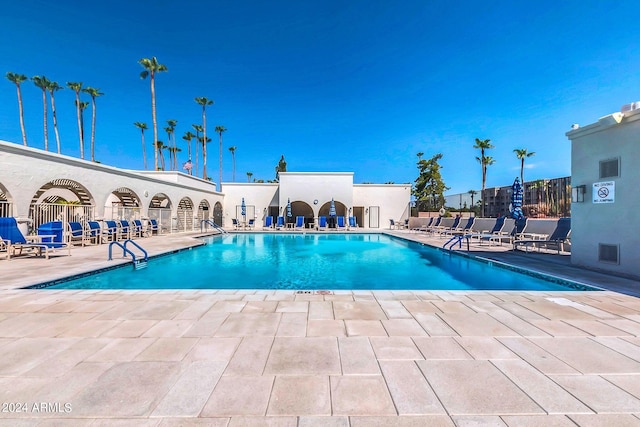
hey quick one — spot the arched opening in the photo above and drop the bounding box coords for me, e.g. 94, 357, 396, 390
105, 187, 142, 221
289, 201, 314, 225
0, 183, 12, 217
176, 197, 194, 232
29, 179, 95, 232
213, 202, 223, 226
148, 193, 172, 234
318, 200, 347, 217
197, 200, 211, 227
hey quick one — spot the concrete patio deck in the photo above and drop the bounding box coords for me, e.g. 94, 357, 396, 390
0, 230, 639, 426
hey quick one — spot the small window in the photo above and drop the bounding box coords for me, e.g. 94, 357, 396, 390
599, 158, 619, 178
598, 244, 619, 264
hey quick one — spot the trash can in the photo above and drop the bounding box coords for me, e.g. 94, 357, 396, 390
38, 221, 64, 243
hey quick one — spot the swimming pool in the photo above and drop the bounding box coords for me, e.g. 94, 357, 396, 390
43, 233, 592, 291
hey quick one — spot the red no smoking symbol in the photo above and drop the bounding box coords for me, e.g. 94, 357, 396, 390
597, 187, 609, 198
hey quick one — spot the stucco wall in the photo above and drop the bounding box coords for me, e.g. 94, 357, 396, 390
220, 183, 279, 225
566, 109, 640, 279
353, 184, 412, 229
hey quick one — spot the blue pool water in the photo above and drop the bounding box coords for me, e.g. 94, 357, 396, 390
45, 233, 587, 291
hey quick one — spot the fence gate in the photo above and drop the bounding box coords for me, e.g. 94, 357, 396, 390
29, 203, 94, 233
147, 208, 172, 234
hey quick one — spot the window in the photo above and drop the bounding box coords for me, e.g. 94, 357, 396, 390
599, 158, 619, 178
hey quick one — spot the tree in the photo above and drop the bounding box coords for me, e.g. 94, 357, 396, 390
167, 119, 178, 166
155, 140, 167, 170
67, 82, 84, 158
47, 81, 63, 154
473, 138, 495, 217
134, 122, 148, 169
246, 172, 253, 182
413, 153, 449, 212
182, 131, 195, 175
32, 75, 51, 150
468, 190, 478, 213
275, 155, 287, 181
192, 124, 203, 176
6, 72, 28, 146
198, 136, 212, 176
164, 125, 174, 170
195, 97, 214, 180
78, 101, 89, 152
82, 87, 103, 162
139, 57, 168, 170
228, 146, 237, 181
513, 148, 536, 184
215, 125, 227, 187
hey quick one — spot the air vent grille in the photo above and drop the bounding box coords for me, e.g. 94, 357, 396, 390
598, 244, 619, 264
599, 159, 619, 179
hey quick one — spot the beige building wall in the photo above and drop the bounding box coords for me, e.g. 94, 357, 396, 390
566, 108, 640, 279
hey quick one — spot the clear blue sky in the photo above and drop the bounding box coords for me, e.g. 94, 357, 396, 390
1, 1, 639, 194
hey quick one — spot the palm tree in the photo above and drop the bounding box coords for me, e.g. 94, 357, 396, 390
198, 136, 212, 176
164, 125, 174, 170
247, 172, 253, 182
139, 57, 168, 171
468, 190, 478, 212
182, 131, 195, 174
155, 140, 167, 170
228, 146, 237, 181
6, 72, 28, 146
32, 75, 51, 150
134, 122, 148, 169
67, 82, 84, 158
513, 148, 536, 184
194, 97, 214, 180
82, 87, 103, 162
473, 138, 495, 217
166, 119, 178, 165
47, 81, 63, 154
78, 101, 89, 151
192, 124, 203, 176
215, 126, 227, 188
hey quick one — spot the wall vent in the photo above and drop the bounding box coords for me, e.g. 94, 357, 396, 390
598, 244, 619, 264
599, 158, 619, 179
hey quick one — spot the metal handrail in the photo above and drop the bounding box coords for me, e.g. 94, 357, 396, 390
443, 234, 470, 251
108, 241, 137, 262
200, 219, 227, 234
123, 239, 148, 261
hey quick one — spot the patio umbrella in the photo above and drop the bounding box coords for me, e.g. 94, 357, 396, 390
286, 198, 292, 222
241, 197, 246, 220
510, 177, 525, 220
329, 198, 337, 217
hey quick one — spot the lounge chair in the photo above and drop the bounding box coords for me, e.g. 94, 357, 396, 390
389, 219, 397, 229
231, 218, 241, 230
148, 219, 160, 235
103, 220, 119, 242
247, 219, 255, 230
425, 217, 442, 233
275, 216, 285, 230
263, 216, 274, 230
318, 216, 328, 230
348, 216, 357, 229
132, 219, 146, 238
443, 217, 475, 237
294, 216, 305, 229
413, 217, 433, 232
466, 217, 506, 245
435, 216, 461, 237
67, 221, 89, 246
86, 221, 103, 244
337, 216, 347, 230
119, 220, 132, 240
0, 217, 70, 259
514, 218, 571, 253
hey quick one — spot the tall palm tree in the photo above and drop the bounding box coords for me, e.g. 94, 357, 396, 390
513, 148, 536, 185
6, 72, 28, 146
155, 140, 167, 170
32, 75, 51, 150
78, 101, 89, 151
82, 87, 103, 162
134, 122, 148, 169
164, 125, 174, 170
67, 82, 84, 158
198, 136, 211, 177
182, 131, 195, 175
473, 138, 495, 217
468, 190, 478, 212
139, 57, 168, 171
247, 172, 253, 182
47, 81, 63, 154
192, 124, 203, 176
215, 125, 227, 188
194, 97, 214, 180
228, 146, 237, 181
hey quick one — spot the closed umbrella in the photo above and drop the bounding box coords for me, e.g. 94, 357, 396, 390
241, 198, 246, 220
329, 198, 337, 228
286, 198, 292, 223
510, 178, 525, 220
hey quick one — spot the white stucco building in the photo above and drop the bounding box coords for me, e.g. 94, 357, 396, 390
0, 140, 410, 234
566, 104, 640, 279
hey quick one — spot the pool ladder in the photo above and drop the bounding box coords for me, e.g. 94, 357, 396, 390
443, 234, 470, 252
201, 219, 227, 234
108, 239, 149, 270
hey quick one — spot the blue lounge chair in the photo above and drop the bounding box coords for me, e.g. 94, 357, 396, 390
436, 216, 462, 237
103, 220, 119, 242
132, 219, 146, 238
389, 219, 397, 229
148, 219, 160, 235
247, 218, 255, 229
337, 216, 346, 230
515, 218, 571, 253
413, 217, 433, 232
0, 217, 70, 259
318, 216, 327, 230
468, 216, 506, 245
67, 221, 88, 246
276, 216, 285, 230
263, 216, 274, 229
86, 221, 102, 244
443, 217, 475, 236
294, 216, 305, 229
119, 220, 132, 240
231, 218, 241, 230
348, 216, 357, 229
